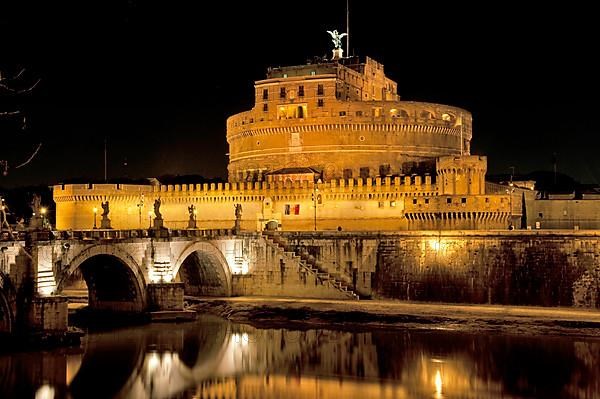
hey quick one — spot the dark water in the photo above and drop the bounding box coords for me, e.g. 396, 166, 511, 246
1, 315, 599, 399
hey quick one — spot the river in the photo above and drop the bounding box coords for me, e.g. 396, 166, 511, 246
1, 314, 599, 398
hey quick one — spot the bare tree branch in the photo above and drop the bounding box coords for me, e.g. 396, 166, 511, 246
14, 143, 42, 169
0, 110, 21, 117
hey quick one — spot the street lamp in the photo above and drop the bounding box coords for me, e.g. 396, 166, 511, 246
506, 183, 515, 230
148, 211, 153, 229
137, 194, 144, 228
311, 178, 321, 231
93, 207, 98, 229
40, 207, 47, 229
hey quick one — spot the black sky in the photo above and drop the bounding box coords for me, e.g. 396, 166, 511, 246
2, 1, 600, 187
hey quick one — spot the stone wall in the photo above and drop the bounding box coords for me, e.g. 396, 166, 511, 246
373, 231, 600, 308
232, 236, 352, 299
53, 179, 509, 232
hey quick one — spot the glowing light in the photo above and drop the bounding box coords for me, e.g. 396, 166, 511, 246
232, 332, 249, 346
92, 207, 97, 214
35, 385, 55, 399
38, 284, 56, 296
163, 273, 173, 283
429, 239, 441, 251
434, 370, 443, 398
40, 207, 47, 215
147, 352, 160, 373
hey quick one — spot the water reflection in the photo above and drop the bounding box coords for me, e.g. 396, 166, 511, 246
1, 315, 599, 398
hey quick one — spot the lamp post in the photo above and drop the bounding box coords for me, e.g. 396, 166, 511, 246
148, 211, 153, 229
93, 207, 98, 229
311, 178, 321, 231
507, 183, 515, 230
40, 207, 47, 229
137, 194, 144, 229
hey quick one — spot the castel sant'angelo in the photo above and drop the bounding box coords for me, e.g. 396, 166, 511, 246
53, 38, 511, 232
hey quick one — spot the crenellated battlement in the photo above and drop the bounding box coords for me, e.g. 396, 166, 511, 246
53, 174, 439, 202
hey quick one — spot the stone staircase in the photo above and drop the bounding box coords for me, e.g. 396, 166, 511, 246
262, 232, 359, 300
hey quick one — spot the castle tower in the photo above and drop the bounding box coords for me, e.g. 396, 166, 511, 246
436, 155, 487, 195
226, 56, 472, 183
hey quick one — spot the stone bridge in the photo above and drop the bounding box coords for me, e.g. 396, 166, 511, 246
0, 229, 362, 334
2, 229, 600, 335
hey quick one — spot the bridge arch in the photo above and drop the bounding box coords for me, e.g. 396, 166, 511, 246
57, 245, 147, 312
173, 241, 232, 297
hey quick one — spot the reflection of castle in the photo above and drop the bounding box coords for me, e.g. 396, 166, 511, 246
53, 54, 511, 231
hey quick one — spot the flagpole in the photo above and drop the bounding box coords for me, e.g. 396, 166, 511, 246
346, 0, 350, 56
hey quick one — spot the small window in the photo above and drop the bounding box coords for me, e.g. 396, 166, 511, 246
317, 84, 324, 96
378, 201, 384, 208
485, 197, 490, 203
310, 71, 316, 76
280, 87, 286, 98
538, 212, 543, 218
262, 89, 268, 100
425, 198, 430, 204
412, 199, 417, 205
317, 99, 324, 107
339, 111, 346, 116
461, 198, 467, 204
284, 204, 291, 215
356, 111, 363, 116
298, 85, 304, 97
263, 103, 268, 112
283, 73, 288, 78
447, 198, 452, 204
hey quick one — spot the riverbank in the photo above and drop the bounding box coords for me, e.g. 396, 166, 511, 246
188, 297, 600, 337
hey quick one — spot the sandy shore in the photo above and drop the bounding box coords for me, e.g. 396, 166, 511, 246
188, 296, 600, 337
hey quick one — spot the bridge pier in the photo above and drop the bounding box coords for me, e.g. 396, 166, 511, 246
26, 295, 68, 332
147, 282, 184, 311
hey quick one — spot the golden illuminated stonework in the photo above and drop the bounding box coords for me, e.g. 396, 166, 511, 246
227, 56, 472, 182
53, 55, 510, 232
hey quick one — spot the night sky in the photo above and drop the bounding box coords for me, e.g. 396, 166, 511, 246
2, 1, 599, 188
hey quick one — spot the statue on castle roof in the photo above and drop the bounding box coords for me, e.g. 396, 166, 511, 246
326, 29, 347, 50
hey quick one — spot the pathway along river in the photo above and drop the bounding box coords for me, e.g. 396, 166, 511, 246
1, 314, 599, 398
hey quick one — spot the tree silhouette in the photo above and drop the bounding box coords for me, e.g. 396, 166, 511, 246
0, 68, 42, 176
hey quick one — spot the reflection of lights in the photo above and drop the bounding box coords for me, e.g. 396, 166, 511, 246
429, 239, 441, 251
232, 332, 249, 346
35, 384, 55, 399
434, 370, 443, 398
147, 351, 160, 373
